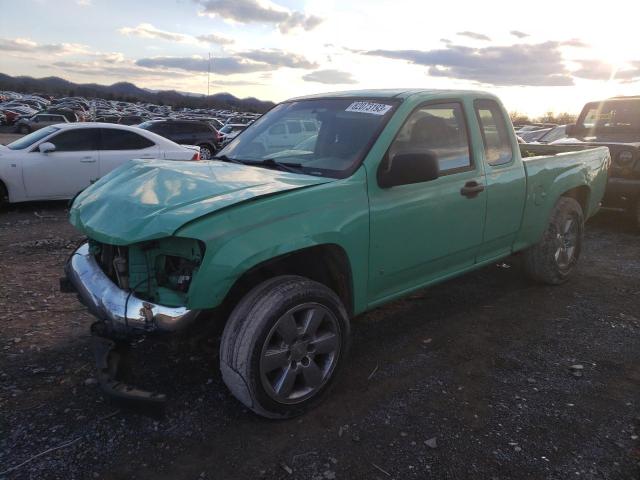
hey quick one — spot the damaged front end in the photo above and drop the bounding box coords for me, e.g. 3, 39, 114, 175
62, 237, 205, 411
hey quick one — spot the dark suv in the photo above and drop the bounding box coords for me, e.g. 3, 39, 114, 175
558, 96, 640, 227
138, 120, 220, 159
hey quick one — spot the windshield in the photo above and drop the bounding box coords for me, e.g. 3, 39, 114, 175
6, 126, 59, 150
579, 100, 640, 131
218, 98, 397, 178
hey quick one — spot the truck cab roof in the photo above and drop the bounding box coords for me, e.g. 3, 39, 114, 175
289, 88, 498, 102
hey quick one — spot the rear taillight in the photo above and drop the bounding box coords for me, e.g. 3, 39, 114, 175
191, 152, 201, 161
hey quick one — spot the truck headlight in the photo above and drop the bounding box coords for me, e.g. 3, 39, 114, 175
617, 150, 635, 167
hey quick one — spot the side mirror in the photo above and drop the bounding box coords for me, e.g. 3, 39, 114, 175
565, 124, 578, 136
39, 142, 56, 153
378, 152, 440, 189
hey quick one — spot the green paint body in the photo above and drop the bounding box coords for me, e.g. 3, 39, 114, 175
69, 90, 610, 315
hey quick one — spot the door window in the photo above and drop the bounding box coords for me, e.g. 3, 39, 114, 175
100, 129, 155, 150
49, 129, 99, 151
388, 102, 472, 179
474, 99, 514, 166
269, 123, 286, 135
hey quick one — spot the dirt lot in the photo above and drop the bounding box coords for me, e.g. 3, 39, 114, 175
1, 201, 639, 480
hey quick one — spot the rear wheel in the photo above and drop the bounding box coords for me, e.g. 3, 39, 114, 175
0, 182, 7, 209
220, 276, 350, 419
523, 197, 584, 285
198, 144, 214, 160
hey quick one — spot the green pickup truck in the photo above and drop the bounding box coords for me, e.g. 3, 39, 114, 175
63, 89, 610, 418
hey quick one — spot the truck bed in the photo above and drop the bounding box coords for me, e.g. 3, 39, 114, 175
513, 144, 610, 252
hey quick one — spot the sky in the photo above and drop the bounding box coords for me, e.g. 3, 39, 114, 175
0, 0, 639, 116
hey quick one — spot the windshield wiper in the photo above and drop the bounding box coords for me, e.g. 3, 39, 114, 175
212, 154, 245, 165
213, 155, 304, 174
252, 158, 304, 174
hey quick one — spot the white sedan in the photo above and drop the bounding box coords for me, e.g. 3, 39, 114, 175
0, 123, 200, 205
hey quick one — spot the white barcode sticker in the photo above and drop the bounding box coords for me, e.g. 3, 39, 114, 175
345, 101, 393, 116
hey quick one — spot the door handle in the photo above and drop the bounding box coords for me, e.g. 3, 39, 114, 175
80, 157, 96, 163
460, 181, 485, 198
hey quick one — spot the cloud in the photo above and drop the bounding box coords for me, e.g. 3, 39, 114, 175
302, 69, 357, 85
210, 79, 264, 86
510, 30, 529, 39
119, 23, 190, 42
363, 42, 575, 86
0, 37, 90, 56
196, 33, 234, 45
195, 0, 323, 34
136, 49, 316, 74
120, 23, 234, 46
572, 60, 640, 81
76, 0, 92, 6
562, 38, 589, 48
457, 31, 491, 41
240, 49, 318, 69
50, 59, 192, 79
135, 56, 267, 74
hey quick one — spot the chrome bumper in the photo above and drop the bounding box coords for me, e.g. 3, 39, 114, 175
65, 243, 199, 335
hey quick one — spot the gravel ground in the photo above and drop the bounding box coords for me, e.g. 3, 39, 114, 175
0, 202, 639, 480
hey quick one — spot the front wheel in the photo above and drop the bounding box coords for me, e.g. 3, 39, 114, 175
522, 197, 584, 285
220, 276, 350, 419
198, 144, 214, 160
19, 125, 30, 134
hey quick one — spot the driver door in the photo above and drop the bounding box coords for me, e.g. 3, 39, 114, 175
367, 102, 487, 303
23, 128, 100, 199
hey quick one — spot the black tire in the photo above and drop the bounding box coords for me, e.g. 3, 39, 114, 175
0, 182, 8, 209
523, 197, 584, 285
19, 125, 30, 134
220, 275, 350, 419
198, 144, 214, 160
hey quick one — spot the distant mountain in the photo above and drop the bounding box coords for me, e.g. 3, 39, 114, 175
0, 73, 275, 113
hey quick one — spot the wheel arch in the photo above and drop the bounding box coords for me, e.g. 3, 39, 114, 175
561, 185, 591, 216
220, 244, 355, 317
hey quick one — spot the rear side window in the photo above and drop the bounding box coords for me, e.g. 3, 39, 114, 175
286, 121, 302, 134
388, 102, 472, 175
49, 128, 99, 151
303, 121, 317, 132
474, 99, 514, 166
100, 129, 155, 150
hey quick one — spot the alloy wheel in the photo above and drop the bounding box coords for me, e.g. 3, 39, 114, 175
260, 303, 341, 404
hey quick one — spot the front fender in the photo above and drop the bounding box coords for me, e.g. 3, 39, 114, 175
177, 168, 371, 313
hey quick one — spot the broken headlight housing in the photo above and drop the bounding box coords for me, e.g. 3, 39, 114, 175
90, 237, 205, 307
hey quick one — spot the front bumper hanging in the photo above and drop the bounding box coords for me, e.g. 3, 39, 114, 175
64, 243, 199, 336
91, 323, 166, 413
62, 242, 201, 411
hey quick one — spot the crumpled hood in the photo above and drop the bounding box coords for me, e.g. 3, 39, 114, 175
70, 159, 332, 244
